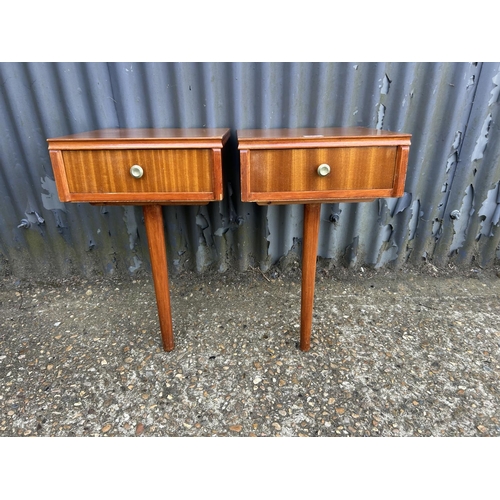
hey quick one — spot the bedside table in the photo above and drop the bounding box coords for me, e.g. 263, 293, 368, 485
238, 127, 411, 351
48, 128, 230, 351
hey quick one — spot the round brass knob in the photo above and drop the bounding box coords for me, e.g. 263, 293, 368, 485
317, 163, 331, 177
130, 165, 144, 179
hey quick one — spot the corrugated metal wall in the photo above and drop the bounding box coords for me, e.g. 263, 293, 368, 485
1, 62, 499, 279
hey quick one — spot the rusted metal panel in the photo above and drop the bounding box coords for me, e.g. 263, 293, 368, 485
0, 62, 498, 279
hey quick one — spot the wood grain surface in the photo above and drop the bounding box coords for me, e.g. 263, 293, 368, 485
48, 128, 229, 203
248, 147, 397, 192
48, 128, 231, 150
237, 127, 411, 149
63, 149, 213, 194
300, 203, 321, 352
238, 126, 411, 204
143, 205, 174, 352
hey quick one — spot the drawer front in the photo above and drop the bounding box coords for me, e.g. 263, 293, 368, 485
59, 148, 216, 202
245, 147, 398, 201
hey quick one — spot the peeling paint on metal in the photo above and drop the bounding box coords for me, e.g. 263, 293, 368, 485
477, 182, 500, 237
466, 75, 476, 89
471, 113, 492, 162
167, 207, 191, 272
432, 218, 442, 239
40, 176, 65, 212
344, 236, 359, 267
450, 185, 475, 253
393, 192, 412, 216
121, 206, 145, 274
366, 199, 400, 268
195, 206, 216, 273
408, 200, 421, 241
373, 223, 395, 266
488, 70, 500, 106
123, 206, 139, 251
267, 205, 303, 266
376, 103, 386, 130
452, 131, 462, 150
445, 153, 458, 174
1, 62, 500, 278
128, 256, 142, 273
18, 204, 45, 230
381, 74, 391, 95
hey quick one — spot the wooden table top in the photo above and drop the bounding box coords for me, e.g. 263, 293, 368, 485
48, 128, 231, 150
237, 127, 411, 149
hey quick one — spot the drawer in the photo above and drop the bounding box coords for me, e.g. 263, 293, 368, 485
249, 145, 396, 191
48, 128, 230, 204
63, 149, 213, 197
238, 127, 411, 204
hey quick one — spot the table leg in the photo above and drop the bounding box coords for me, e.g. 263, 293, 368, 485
143, 205, 174, 352
300, 203, 322, 351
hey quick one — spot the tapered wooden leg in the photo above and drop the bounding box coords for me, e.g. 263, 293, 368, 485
143, 205, 174, 352
300, 203, 322, 351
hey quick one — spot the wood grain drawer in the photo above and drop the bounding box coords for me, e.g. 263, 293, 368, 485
238, 127, 411, 204
63, 148, 213, 195
48, 128, 230, 204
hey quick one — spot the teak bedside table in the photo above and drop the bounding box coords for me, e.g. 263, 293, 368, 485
48, 128, 230, 351
238, 127, 411, 351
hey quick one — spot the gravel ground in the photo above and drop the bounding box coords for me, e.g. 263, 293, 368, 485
1, 262, 499, 437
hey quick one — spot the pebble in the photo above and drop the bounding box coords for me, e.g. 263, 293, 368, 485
1, 270, 499, 439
